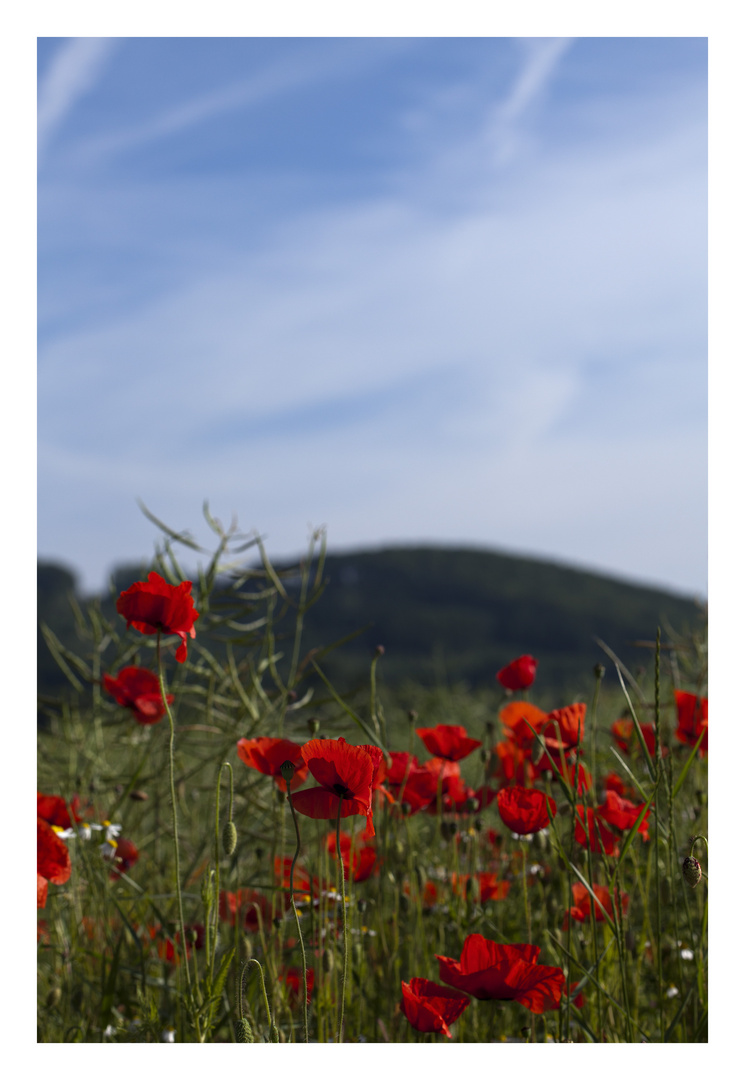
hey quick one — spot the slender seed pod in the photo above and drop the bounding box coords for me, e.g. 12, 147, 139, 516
682, 855, 702, 889
222, 820, 237, 856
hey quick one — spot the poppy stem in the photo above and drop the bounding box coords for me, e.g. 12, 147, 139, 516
336, 797, 348, 1043
284, 771, 310, 1043
156, 634, 193, 1001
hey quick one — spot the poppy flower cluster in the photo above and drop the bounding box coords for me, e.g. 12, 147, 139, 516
104, 666, 174, 725
116, 572, 199, 663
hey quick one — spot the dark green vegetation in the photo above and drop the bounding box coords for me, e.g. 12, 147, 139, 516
39, 545, 705, 707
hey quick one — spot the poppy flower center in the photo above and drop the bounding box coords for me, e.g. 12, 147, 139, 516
333, 782, 354, 799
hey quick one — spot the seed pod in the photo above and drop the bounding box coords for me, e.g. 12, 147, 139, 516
222, 821, 237, 856
279, 760, 296, 786
682, 856, 702, 889
130, 789, 148, 801
307, 717, 320, 736
234, 1018, 253, 1043
322, 948, 335, 973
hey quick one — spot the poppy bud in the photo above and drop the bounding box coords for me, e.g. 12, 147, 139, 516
234, 1018, 253, 1043
279, 760, 296, 785
273, 916, 283, 929
682, 856, 702, 889
465, 797, 479, 814
323, 949, 335, 973
240, 937, 253, 962
374, 644, 385, 656
357, 898, 367, 913
594, 663, 606, 680
440, 821, 457, 841
401, 802, 412, 816
223, 821, 237, 856
130, 789, 149, 801
307, 717, 320, 736
408, 710, 418, 723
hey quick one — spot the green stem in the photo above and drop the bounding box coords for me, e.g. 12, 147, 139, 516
155, 635, 193, 998
285, 776, 309, 1043
336, 798, 348, 1043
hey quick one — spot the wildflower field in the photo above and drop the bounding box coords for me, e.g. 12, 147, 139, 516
37, 512, 708, 1044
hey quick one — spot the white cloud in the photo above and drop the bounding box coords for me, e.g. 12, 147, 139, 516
37, 38, 117, 161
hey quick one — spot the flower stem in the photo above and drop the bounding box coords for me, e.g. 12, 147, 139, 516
285, 777, 309, 1043
156, 634, 192, 997
336, 797, 348, 1043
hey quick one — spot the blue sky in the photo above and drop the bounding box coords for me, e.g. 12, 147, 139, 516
37, 36, 707, 597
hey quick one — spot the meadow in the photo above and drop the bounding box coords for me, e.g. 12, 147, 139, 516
37, 511, 708, 1043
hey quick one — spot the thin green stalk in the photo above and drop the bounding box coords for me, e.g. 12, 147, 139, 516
336, 797, 348, 1043
155, 635, 193, 998
282, 765, 309, 1043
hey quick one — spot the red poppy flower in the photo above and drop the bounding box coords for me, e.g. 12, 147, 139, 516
559, 761, 592, 795
386, 751, 420, 786
497, 785, 556, 835
604, 771, 632, 798
436, 934, 564, 1013
274, 855, 318, 897
116, 572, 199, 663
496, 655, 538, 691
543, 703, 586, 750
291, 738, 382, 834
281, 967, 314, 1005
574, 806, 618, 855
110, 836, 139, 878
390, 764, 439, 813
610, 718, 657, 757
37, 793, 84, 830
236, 736, 309, 790
451, 872, 510, 903
674, 690, 708, 755
597, 790, 651, 841
401, 978, 470, 1038
103, 666, 174, 725
563, 882, 629, 928
492, 739, 536, 786
416, 724, 482, 763
219, 888, 274, 931
325, 832, 377, 882
37, 817, 71, 909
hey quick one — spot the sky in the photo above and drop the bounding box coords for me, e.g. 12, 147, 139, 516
37, 36, 707, 598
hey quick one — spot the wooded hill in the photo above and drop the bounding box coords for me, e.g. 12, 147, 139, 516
38, 546, 705, 705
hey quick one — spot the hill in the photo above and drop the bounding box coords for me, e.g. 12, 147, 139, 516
38, 546, 705, 704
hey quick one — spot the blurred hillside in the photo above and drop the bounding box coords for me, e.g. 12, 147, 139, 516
38, 546, 705, 705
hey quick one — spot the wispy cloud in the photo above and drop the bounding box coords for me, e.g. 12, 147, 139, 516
37, 38, 117, 162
